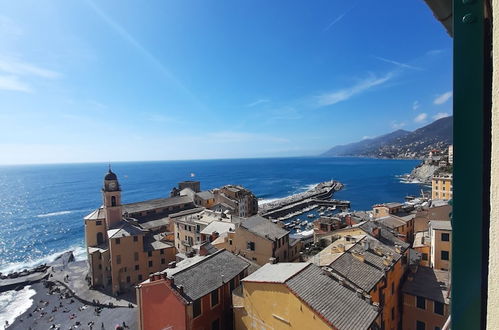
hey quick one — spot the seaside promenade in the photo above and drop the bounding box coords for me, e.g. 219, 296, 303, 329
6, 254, 137, 330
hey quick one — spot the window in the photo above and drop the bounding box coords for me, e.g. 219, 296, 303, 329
148, 260, 153, 267
96, 220, 102, 226
148, 251, 152, 257
116, 255, 121, 265
416, 296, 426, 309
115, 238, 120, 245
111, 196, 116, 206
416, 321, 426, 330
134, 252, 139, 261
126, 276, 130, 283
160, 249, 164, 255
229, 239, 233, 246
211, 289, 219, 307
230, 278, 235, 292
177, 232, 179, 238
441, 233, 450, 241
247, 241, 255, 251
422, 253, 428, 261
135, 265, 139, 271
193, 299, 202, 318
96, 232, 104, 245
434, 301, 444, 315
133, 236, 138, 242
211, 319, 220, 330
391, 307, 395, 320
161, 258, 165, 264
441, 250, 449, 261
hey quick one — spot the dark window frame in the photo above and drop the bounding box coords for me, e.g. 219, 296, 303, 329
193, 299, 202, 318
416, 296, 426, 310
211, 288, 219, 307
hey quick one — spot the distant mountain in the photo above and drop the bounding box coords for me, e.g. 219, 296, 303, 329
321, 116, 453, 159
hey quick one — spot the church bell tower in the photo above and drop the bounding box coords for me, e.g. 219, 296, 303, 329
102, 167, 122, 229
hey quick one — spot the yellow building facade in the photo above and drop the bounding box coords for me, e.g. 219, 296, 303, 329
431, 174, 453, 200
234, 263, 381, 330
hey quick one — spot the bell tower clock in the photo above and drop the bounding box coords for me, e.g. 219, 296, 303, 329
102, 167, 122, 229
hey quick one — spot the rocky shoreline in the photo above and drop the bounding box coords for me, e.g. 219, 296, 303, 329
403, 162, 439, 184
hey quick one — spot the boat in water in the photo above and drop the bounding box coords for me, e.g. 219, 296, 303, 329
307, 214, 314, 218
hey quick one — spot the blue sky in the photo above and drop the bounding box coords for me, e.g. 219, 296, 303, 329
0, 0, 452, 165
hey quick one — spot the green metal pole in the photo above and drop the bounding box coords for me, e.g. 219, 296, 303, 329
452, 0, 489, 328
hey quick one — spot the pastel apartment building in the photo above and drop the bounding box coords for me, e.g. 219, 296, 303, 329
214, 215, 292, 265
137, 249, 250, 330
402, 266, 450, 330
372, 202, 405, 218
233, 262, 381, 329
213, 185, 259, 217
171, 208, 240, 255
431, 174, 453, 201
84, 169, 196, 295
429, 221, 452, 271
309, 221, 412, 330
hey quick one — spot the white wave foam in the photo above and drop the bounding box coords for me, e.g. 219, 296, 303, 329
258, 198, 281, 205
297, 183, 319, 193
0, 285, 36, 327
399, 178, 422, 184
0, 245, 86, 275
36, 210, 74, 218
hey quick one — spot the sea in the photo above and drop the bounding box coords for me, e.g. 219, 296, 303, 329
0, 157, 422, 323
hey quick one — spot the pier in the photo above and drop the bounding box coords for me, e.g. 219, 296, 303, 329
259, 180, 349, 220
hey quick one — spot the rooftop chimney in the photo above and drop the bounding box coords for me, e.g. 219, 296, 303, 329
362, 239, 370, 251
356, 289, 363, 298
168, 261, 176, 269
352, 251, 365, 262
269, 257, 277, 264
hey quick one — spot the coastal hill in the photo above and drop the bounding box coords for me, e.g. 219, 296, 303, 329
321, 116, 453, 159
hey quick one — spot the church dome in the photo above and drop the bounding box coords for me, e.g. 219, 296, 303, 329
104, 169, 117, 181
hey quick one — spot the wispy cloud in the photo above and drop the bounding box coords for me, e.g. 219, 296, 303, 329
427, 49, 444, 56
412, 101, 420, 110
373, 56, 423, 71
86, 0, 205, 110
246, 99, 270, 107
0, 58, 60, 79
207, 131, 289, 143
0, 57, 61, 92
316, 72, 394, 107
414, 113, 428, 123
433, 112, 450, 120
391, 121, 406, 130
0, 75, 31, 92
324, 5, 356, 32
434, 91, 452, 105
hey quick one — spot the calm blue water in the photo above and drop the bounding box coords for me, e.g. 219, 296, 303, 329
0, 157, 422, 273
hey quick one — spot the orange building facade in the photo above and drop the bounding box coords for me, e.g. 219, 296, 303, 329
137, 249, 249, 330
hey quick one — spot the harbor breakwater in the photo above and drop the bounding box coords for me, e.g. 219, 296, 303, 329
259, 180, 348, 220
